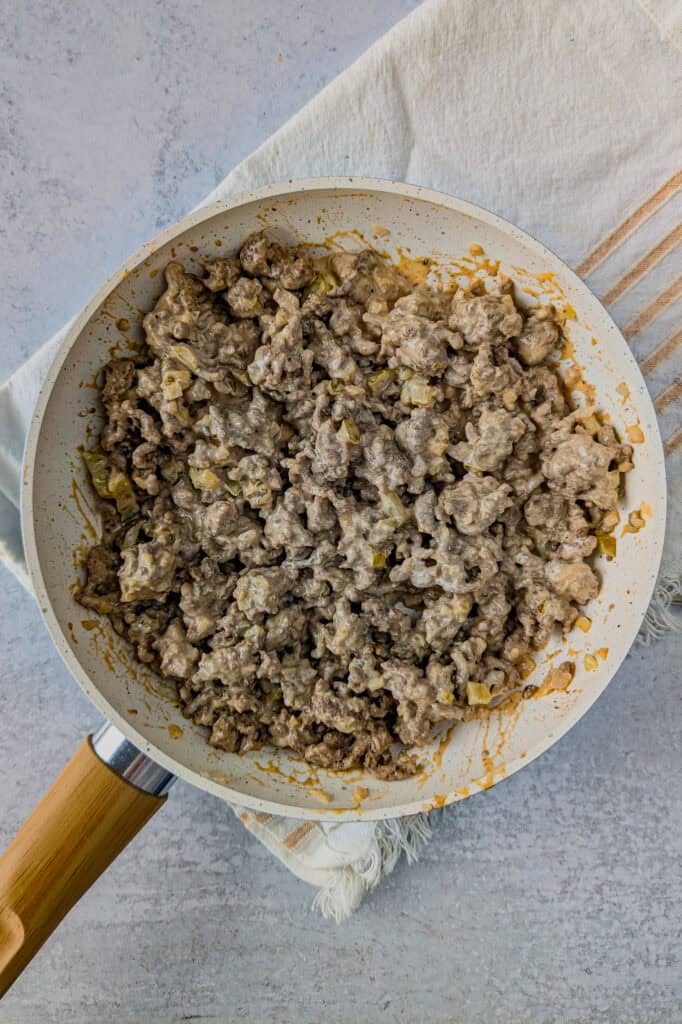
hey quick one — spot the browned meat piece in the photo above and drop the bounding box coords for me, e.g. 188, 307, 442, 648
81, 544, 120, 595
119, 538, 177, 602
515, 306, 561, 365
450, 291, 523, 347
203, 256, 241, 292
440, 474, 513, 535
239, 231, 313, 289
102, 359, 136, 408
227, 277, 265, 318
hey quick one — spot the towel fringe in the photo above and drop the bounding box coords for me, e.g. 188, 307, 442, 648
312, 813, 432, 922
637, 569, 682, 646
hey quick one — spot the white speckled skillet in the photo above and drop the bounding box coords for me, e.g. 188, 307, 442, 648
0, 178, 665, 992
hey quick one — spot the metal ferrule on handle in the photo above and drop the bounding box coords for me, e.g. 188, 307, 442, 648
91, 722, 176, 796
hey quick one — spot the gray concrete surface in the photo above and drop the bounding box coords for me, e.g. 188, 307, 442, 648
1, 2, 681, 1021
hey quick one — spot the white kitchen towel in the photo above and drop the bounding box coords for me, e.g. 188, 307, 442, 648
1, 0, 681, 920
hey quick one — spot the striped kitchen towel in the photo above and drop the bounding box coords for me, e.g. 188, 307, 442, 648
0, 0, 680, 919
577, 171, 682, 459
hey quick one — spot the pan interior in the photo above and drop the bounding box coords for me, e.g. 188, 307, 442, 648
24, 180, 666, 820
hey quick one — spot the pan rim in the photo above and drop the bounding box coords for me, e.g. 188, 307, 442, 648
21, 175, 667, 820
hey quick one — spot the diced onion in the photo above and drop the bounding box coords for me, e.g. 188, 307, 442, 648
466, 682, 492, 706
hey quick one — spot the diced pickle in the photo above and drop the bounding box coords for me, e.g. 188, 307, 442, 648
371, 549, 386, 569
380, 489, 408, 526
303, 270, 339, 299
108, 470, 139, 523
225, 478, 243, 497
328, 378, 345, 395
338, 418, 361, 445
82, 447, 112, 499
190, 468, 221, 490
596, 532, 617, 558
243, 479, 272, 508
367, 368, 396, 394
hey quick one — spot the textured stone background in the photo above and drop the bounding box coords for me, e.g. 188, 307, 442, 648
1, 2, 680, 1021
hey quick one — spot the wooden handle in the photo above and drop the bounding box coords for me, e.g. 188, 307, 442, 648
0, 737, 166, 997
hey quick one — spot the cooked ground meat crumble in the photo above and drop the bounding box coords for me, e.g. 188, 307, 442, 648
77, 233, 632, 778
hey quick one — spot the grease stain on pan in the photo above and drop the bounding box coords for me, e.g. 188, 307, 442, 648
254, 757, 330, 794
308, 787, 332, 804
251, 755, 377, 809
75, 607, 169, 707
394, 248, 434, 286
616, 381, 630, 404
69, 478, 98, 541
419, 665, 582, 811
353, 785, 369, 806
476, 692, 527, 790
417, 690, 527, 809
432, 722, 458, 770
204, 768, 233, 786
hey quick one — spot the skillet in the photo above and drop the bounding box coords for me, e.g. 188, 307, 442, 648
0, 178, 666, 994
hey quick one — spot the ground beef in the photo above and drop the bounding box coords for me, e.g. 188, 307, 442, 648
76, 232, 632, 778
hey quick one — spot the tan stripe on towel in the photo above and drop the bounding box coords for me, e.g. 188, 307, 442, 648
283, 822, 317, 850
640, 327, 682, 374
664, 425, 682, 456
254, 812, 272, 826
623, 274, 682, 340
655, 378, 682, 412
577, 169, 682, 277
602, 223, 682, 306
